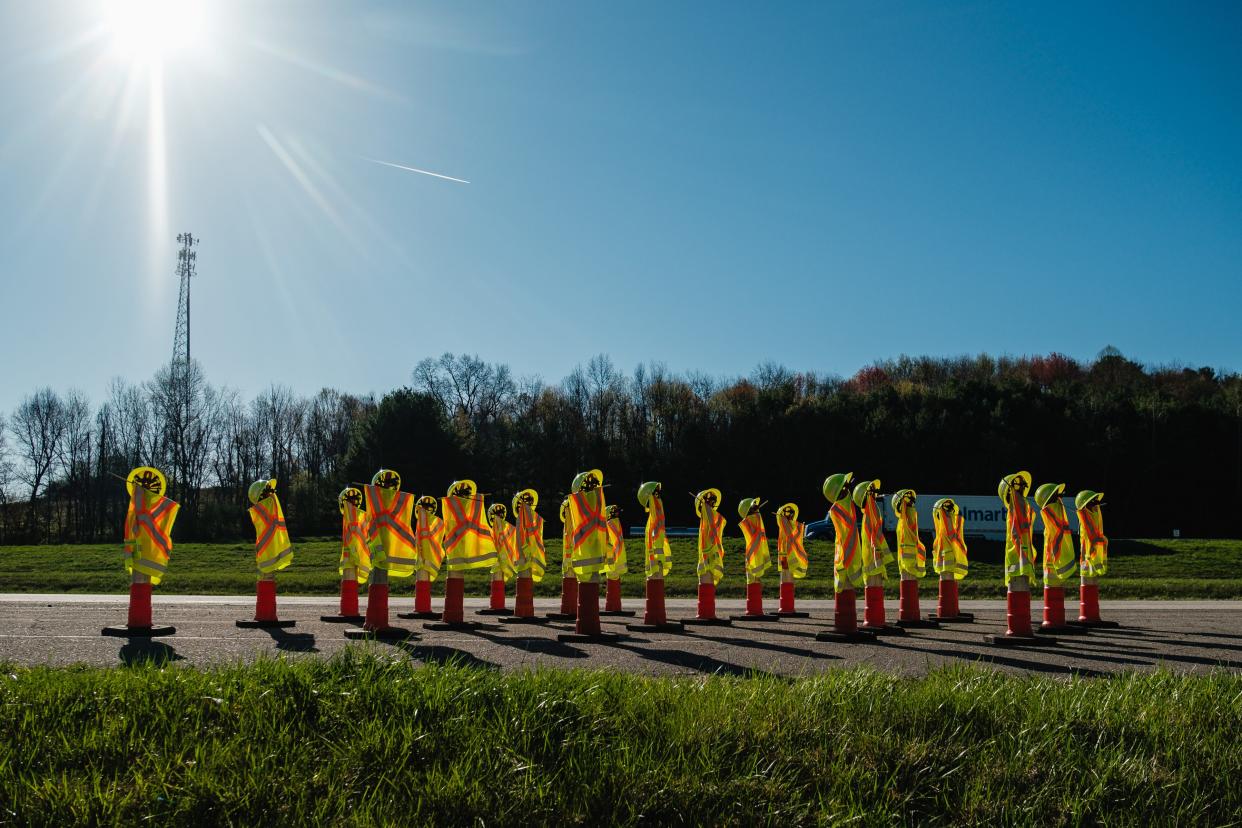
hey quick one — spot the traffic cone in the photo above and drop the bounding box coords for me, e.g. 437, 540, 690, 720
102, 580, 176, 637
985, 582, 1055, 646
558, 579, 626, 642
894, 576, 939, 629
816, 588, 875, 642
500, 576, 548, 625
681, 581, 732, 627
397, 575, 440, 620
774, 575, 809, 618
600, 578, 636, 617
236, 579, 296, 629
929, 576, 974, 623
731, 581, 779, 621
1070, 581, 1120, 629
860, 582, 904, 635
477, 575, 512, 616
345, 577, 416, 640
1037, 586, 1088, 635
425, 575, 483, 630
626, 578, 684, 632
321, 578, 365, 623
546, 575, 578, 620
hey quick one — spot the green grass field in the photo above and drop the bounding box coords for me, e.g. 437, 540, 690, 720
0, 536, 1238, 599
0, 653, 1238, 825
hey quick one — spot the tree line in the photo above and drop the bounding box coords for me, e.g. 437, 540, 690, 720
2, 347, 1238, 545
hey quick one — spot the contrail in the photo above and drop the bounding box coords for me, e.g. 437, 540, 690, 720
364, 157, 470, 184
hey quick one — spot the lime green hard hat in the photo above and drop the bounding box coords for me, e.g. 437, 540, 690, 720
1034, 482, 1065, 510
737, 496, 761, 519
637, 481, 661, 510
998, 471, 1032, 502
852, 479, 880, 508
823, 473, 854, 503
248, 478, 276, 505
1075, 489, 1104, 511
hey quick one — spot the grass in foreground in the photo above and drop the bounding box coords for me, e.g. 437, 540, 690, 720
0, 653, 1239, 825
0, 537, 1238, 599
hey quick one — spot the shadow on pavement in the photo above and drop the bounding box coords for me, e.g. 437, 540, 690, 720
877, 639, 1111, 678
471, 630, 589, 659
264, 627, 319, 653
118, 639, 183, 666
615, 642, 773, 677
683, 632, 835, 661
394, 641, 501, 670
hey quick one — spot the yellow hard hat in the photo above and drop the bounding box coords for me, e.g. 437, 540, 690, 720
822, 472, 854, 503
372, 469, 401, 490
248, 478, 276, 505
778, 502, 800, 522
338, 486, 363, 514
998, 471, 1033, 502
852, 479, 880, 508
892, 489, 917, 510
607, 504, 621, 520
637, 481, 662, 510
1034, 482, 1065, 510
694, 488, 722, 518
572, 469, 604, 493
447, 479, 477, 498
559, 498, 570, 523
933, 497, 959, 515
416, 494, 437, 512
488, 503, 507, 520
126, 466, 166, 498
1075, 489, 1104, 511
737, 496, 761, 519
512, 488, 538, 514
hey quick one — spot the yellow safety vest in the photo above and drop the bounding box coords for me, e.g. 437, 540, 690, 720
644, 497, 672, 578
415, 509, 445, 581
365, 486, 417, 577
124, 487, 180, 585
696, 506, 726, 585
895, 502, 926, 578
250, 495, 293, 575
932, 510, 968, 580
515, 504, 546, 583
1003, 491, 1038, 586
738, 513, 771, 582
606, 518, 628, 578
1076, 505, 1108, 578
560, 509, 575, 578
490, 518, 518, 581
568, 490, 610, 582
829, 500, 864, 592
339, 501, 372, 584
1040, 501, 1078, 587
441, 495, 498, 572
859, 494, 893, 580
776, 514, 808, 579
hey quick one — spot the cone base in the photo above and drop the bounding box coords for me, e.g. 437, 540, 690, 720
102, 624, 175, 637
928, 612, 975, 623
774, 610, 810, 618
860, 623, 907, 636
600, 610, 637, 618
499, 615, 550, 625
320, 614, 366, 623
476, 608, 513, 616
396, 611, 442, 620
816, 629, 877, 643
626, 622, 686, 633
1069, 618, 1121, 629
556, 631, 627, 643
424, 621, 487, 631
984, 632, 1057, 647
730, 613, 782, 622
895, 618, 940, 629
544, 612, 577, 621
236, 619, 296, 629
344, 626, 417, 640
1037, 623, 1089, 635
680, 617, 733, 627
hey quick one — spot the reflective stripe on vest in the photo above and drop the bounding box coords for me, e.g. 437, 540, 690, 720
647, 499, 667, 548
831, 501, 857, 568
370, 489, 418, 550
1043, 508, 1077, 579
571, 493, 608, 549
252, 500, 287, 556
741, 516, 765, 564
443, 497, 490, 551
135, 496, 175, 556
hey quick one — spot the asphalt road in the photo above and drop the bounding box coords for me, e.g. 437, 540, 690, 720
1, 593, 1240, 677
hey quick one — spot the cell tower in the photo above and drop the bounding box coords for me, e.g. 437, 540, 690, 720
172, 233, 197, 368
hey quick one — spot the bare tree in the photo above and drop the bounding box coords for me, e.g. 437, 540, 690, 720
11, 388, 68, 537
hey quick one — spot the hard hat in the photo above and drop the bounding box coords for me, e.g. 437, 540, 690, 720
933, 497, 958, 515
572, 469, 604, 493
488, 503, 507, 520
822, 472, 854, 503
559, 498, 570, 522
338, 486, 363, 514
447, 479, 477, 498
372, 469, 401, 490
637, 481, 662, 510
1034, 482, 1066, 510
778, 502, 800, 522
512, 488, 538, 513
852, 479, 880, 508
997, 471, 1032, 501
416, 494, 437, 512
607, 504, 621, 520
737, 496, 761, 519
126, 466, 166, 498
694, 488, 722, 518
1075, 489, 1104, 511
892, 489, 917, 510
248, 478, 276, 505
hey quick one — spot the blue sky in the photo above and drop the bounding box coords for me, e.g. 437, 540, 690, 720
2, 0, 1240, 413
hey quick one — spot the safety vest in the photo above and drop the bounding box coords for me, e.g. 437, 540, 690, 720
365, 486, 418, 577
895, 502, 926, 578
415, 509, 445, 581
859, 495, 893, 580
606, 518, 628, 578
490, 518, 518, 581
568, 490, 610, 581
339, 501, 372, 585
1076, 505, 1108, 578
441, 495, 498, 572
124, 486, 180, 585
776, 514, 808, 579
932, 510, 968, 580
829, 500, 864, 592
696, 505, 726, 585
1040, 502, 1078, 587
249, 496, 293, 575
515, 504, 546, 583
1003, 491, 1037, 586
644, 497, 672, 578
560, 509, 575, 578
738, 513, 771, 582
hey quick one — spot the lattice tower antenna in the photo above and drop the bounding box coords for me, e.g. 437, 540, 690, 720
172, 233, 197, 368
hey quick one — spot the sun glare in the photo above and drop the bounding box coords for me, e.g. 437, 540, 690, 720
103, 0, 207, 64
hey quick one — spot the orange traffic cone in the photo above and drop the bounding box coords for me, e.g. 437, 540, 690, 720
894, 576, 939, 629
237, 579, 296, 629
928, 576, 974, 622
985, 579, 1056, 646
1070, 581, 1120, 629
681, 580, 732, 627
1037, 586, 1088, 635
500, 576, 549, 625
558, 579, 626, 642
477, 574, 512, 616
546, 575, 578, 620
600, 578, 636, 617
774, 574, 809, 618
816, 588, 876, 642
732, 581, 780, 622
425, 575, 484, 630
345, 575, 417, 640
397, 575, 440, 620
859, 579, 904, 635
321, 577, 365, 623
102, 580, 176, 637
626, 578, 684, 633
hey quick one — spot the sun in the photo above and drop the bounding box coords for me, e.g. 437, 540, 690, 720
102, 0, 208, 65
